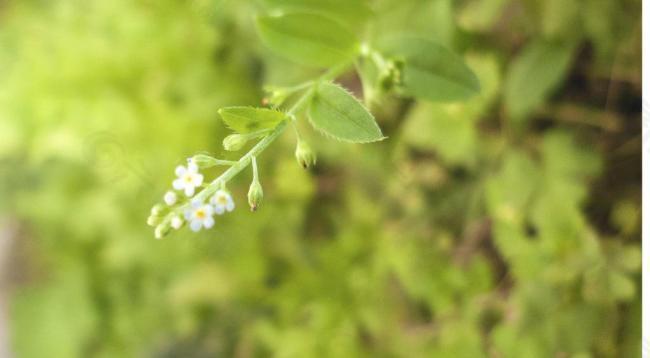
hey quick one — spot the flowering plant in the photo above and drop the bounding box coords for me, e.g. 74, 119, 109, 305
147, 8, 480, 238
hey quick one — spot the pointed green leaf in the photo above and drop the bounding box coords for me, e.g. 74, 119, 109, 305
504, 40, 575, 121
218, 107, 286, 133
381, 36, 480, 102
256, 13, 359, 68
308, 83, 384, 143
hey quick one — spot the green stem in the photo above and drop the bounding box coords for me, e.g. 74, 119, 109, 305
212, 159, 238, 166
195, 120, 286, 203
251, 156, 259, 182
162, 62, 353, 223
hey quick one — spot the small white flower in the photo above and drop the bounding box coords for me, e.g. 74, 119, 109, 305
164, 191, 177, 206
171, 216, 184, 230
172, 162, 203, 197
184, 201, 215, 232
211, 189, 235, 215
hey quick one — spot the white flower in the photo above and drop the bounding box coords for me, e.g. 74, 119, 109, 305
211, 189, 235, 215
184, 201, 215, 232
164, 191, 177, 206
171, 216, 184, 230
172, 162, 203, 197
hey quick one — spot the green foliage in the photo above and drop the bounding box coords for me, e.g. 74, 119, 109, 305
260, 0, 372, 29
457, 0, 508, 32
402, 54, 501, 166
382, 36, 481, 102
256, 12, 359, 67
505, 40, 576, 121
0, 0, 640, 357
308, 83, 384, 143
219, 107, 287, 134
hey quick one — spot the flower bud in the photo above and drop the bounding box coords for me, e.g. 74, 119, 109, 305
170, 216, 184, 230
191, 154, 219, 168
223, 134, 248, 151
151, 204, 166, 216
163, 191, 177, 206
379, 61, 403, 92
264, 86, 289, 107
154, 222, 171, 239
247, 180, 263, 211
147, 214, 161, 227
295, 139, 317, 169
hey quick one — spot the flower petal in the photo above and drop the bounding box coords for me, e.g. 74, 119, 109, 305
214, 205, 225, 215
184, 186, 195, 197
190, 219, 202, 232
173, 179, 184, 190
188, 162, 199, 173
192, 173, 204, 186
175, 165, 187, 177
226, 201, 235, 212
203, 205, 214, 216
203, 216, 215, 229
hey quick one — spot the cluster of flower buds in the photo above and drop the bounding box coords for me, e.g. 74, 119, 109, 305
147, 158, 236, 239
148, 118, 319, 238
262, 85, 291, 108
379, 59, 404, 92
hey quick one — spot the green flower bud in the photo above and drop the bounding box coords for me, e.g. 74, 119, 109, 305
223, 134, 248, 151
379, 61, 403, 92
147, 214, 161, 227
151, 204, 165, 216
154, 221, 171, 240
247, 180, 263, 212
264, 86, 289, 107
191, 154, 219, 168
295, 139, 316, 169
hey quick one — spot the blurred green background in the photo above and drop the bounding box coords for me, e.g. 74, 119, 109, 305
0, 0, 641, 357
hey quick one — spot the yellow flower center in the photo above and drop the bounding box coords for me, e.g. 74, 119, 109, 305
195, 209, 205, 219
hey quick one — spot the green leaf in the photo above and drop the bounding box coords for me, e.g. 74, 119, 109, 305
308, 82, 384, 143
504, 40, 575, 121
608, 271, 636, 300
381, 36, 480, 102
218, 107, 286, 133
256, 13, 359, 68
541, 130, 602, 180
401, 54, 501, 166
457, 0, 508, 32
260, 0, 372, 29
541, 0, 580, 37
485, 151, 540, 225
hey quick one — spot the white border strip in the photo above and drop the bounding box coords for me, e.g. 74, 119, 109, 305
642, 0, 648, 355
